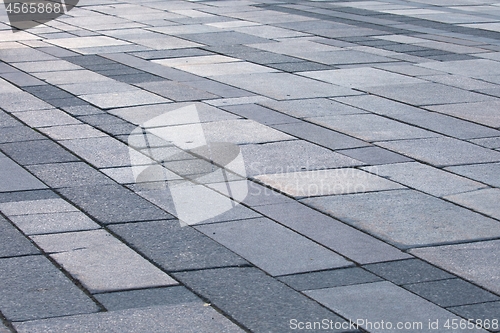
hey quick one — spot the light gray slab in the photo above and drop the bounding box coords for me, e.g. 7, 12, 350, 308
214, 72, 359, 100
469, 137, 500, 149
377, 137, 500, 167
0, 198, 77, 216
417, 59, 500, 79
60, 137, 132, 168
9, 211, 100, 235
426, 101, 500, 128
39, 124, 107, 140
14, 302, 244, 333
31, 229, 178, 293
12, 109, 81, 128
445, 188, 500, 220
255, 168, 403, 197
305, 281, 485, 333
412, 240, 500, 295
308, 114, 437, 142
80, 90, 169, 109
260, 98, 367, 118
195, 217, 352, 276
445, 162, 500, 187
303, 189, 500, 249
363, 162, 486, 197
0, 156, 47, 192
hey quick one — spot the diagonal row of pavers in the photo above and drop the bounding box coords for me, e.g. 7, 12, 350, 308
1, 0, 500, 332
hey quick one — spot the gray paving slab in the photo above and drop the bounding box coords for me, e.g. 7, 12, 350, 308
0, 140, 79, 166
469, 137, 500, 149
173, 267, 348, 333
448, 302, 500, 329
260, 98, 367, 118
0, 126, 46, 143
39, 124, 107, 140
363, 162, 486, 197
241, 140, 363, 177
445, 188, 500, 220
14, 302, 245, 333
31, 229, 177, 293
0, 216, 39, 258
377, 137, 500, 167
9, 211, 100, 235
59, 137, 131, 168
222, 104, 299, 125
0, 198, 77, 216
403, 278, 499, 308
254, 202, 410, 264
0, 110, 21, 127
94, 286, 201, 311
278, 267, 382, 291
303, 189, 500, 249
338, 146, 412, 165
305, 281, 484, 333
195, 217, 352, 276
0, 156, 47, 192
0, 190, 58, 204
137, 81, 218, 101
58, 184, 173, 224
79, 90, 169, 109
108, 220, 248, 271
307, 114, 438, 142
445, 162, 500, 187
0, 255, 99, 321
27, 162, 115, 188
426, 101, 500, 128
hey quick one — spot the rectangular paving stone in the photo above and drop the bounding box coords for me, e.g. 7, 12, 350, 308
59, 137, 131, 168
27, 162, 115, 188
137, 80, 218, 101
173, 267, 348, 333
448, 302, 500, 329
307, 114, 437, 142
32, 229, 177, 293
9, 211, 100, 235
221, 104, 299, 125
0, 198, 77, 216
305, 281, 484, 333
278, 267, 382, 291
14, 302, 244, 333
403, 278, 499, 308
0, 190, 58, 204
255, 168, 404, 198
58, 184, 173, 224
303, 189, 500, 249
338, 146, 412, 165
0, 140, 79, 165
260, 98, 367, 118
377, 137, 500, 167
445, 163, 500, 187
109, 220, 248, 271
186, 78, 254, 98
79, 90, 169, 109
195, 217, 352, 276
445, 188, 500, 220
469, 137, 500, 149
254, 201, 410, 264
39, 124, 107, 140
0, 216, 39, 258
363, 259, 455, 285
0, 255, 99, 321
363, 162, 486, 197
0, 156, 47, 192
0, 126, 45, 143
12, 109, 81, 128
426, 101, 500, 128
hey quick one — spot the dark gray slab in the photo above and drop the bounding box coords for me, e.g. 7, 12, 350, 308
0, 190, 58, 204
109, 220, 248, 272
95, 286, 201, 311
58, 184, 173, 224
222, 104, 299, 125
0, 255, 99, 321
173, 267, 348, 333
0, 216, 39, 258
338, 146, 412, 165
448, 301, 500, 328
0, 140, 78, 166
137, 81, 218, 102
0, 111, 21, 127
363, 259, 455, 285
303, 189, 500, 249
403, 278, 499, 307
278, 267, 382, 291
254, 202, 410, 264
0, 126, 45, 143
0, 157, 47, 192
27, 162, 115, 188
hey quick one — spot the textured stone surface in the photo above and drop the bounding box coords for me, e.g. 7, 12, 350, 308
9, 211, 100, 235
0, 216, 39, 258
27, 162, 115, 188
445, 188, 500, 220
0, 156, 47, 192
445, 163, 500, 188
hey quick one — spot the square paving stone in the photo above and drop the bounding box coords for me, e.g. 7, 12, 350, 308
255, 168, 403, 198
305, 281, 481, 333
307, 114, 437, 142
0, 255, 99, 321
403, 278, 499, 308
27, 162, 115, 188
0, 140, 78, 166
195, 217, 352, 276
9, 211, 100, 235
377, 137, 500, 167
0, 156, 47, 192
214, 72, 359, 100
14, 302, 244, 333
254, 202, 410, 264
303, 189, 500, 249
94, 286, 201, 311
260, 98, 367, 118
58, 184, 173, 224
59, 137, 131, 168
221, 104, 299, 125
364, 82, 493, 106
0, 216, 39, 258
173, 267, 348, 333
339, 146, 412, 165
448, 302, 500, 327
445, 163, 500, 188
426, 101, 500, 128
273, 121, 368, 150
278, 267, 382, 291
32, 229, 177, 293
363, 162, 486, 197
108, 220, 248, 271
445, 188, 500, 220
363, 259, 455, 285
240, 140, 363, 177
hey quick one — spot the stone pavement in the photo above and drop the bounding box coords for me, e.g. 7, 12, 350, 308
0, 0, 500, 332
